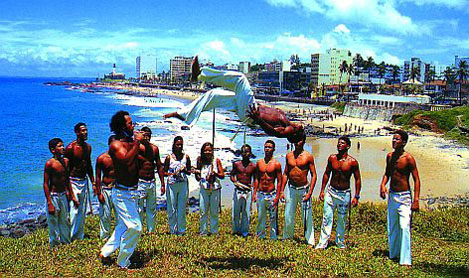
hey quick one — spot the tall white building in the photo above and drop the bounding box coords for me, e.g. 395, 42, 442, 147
136, 54, 157, 80
311, 48, 352, 87
239, 61, 251, 74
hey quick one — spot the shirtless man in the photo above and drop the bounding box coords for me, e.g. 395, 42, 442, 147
163, 56, 305, 143
43, 138, 79, 248
65, 122, 94, 241
95, 135, 116, 240
380, 130, 421, 266
253, 140, 283, 239
281, 133, 317, 246
100, 111, 144, 269
230, 144, 256, 237
136, 126, 165, 233
316, 136, 362, 249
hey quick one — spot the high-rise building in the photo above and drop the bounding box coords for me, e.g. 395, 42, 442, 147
311, 48, 352, 87
136, 54, 157, 80
170, 56, 193, 83
403, 57, 426, 82
239, 61, 251, 74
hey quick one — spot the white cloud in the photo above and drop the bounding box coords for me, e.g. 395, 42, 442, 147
264, 0, 421, 34
333, 24, 350, 34
399, 0, 468, 9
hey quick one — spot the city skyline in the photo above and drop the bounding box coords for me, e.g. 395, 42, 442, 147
0, 0, 468, 77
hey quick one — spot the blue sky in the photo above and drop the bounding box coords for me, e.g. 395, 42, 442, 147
0, 0, 468, 77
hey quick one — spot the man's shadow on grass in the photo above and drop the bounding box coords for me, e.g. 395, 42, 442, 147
413, 262, 469, 277
196, 256, 288, 271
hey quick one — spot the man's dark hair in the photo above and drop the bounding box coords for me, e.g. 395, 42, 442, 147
74, 122, 86, 133
172, 136, 184, 153
141, 126, 152, 134
49, 138, 63, 151
288, 127, 306, 143
265, 139, 275, 149
395, 129, 409, 142
241, 144, 252, 153
110, 110, 130, 133
339, 135, 351, 146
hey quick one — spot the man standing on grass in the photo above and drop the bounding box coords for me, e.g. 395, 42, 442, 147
253, 140, 283, 240
380, 130, 421, 266
281, 133, 317, 246
43, 138, 79, 248
137, 126, 165, 233
95, 135, 116, 240
316, 136, 361, 250
99, 111, 143, 269
230, 144, 256, 237
65, 122, 94, 241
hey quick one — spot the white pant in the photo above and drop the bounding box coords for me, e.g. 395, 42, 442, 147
101, 186, 142, 268
199, 187, 221, 235
178, 68, 255, 125
47, 192, 71, 247
316, 187, 350, 249
99, 187, 114, 240
232, 188, 252, 236
283, 185, 315, 245
166, 180, 188, 234
388, 191, 412, 265
256, 191, 278, 240
69, 177, 88, 241
137, 179, 157, 233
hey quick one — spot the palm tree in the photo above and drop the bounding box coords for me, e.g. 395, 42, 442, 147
353, 53, 363, 80
365, 56, 375, 75
339, 60, 348, 97
391, 65, 400, 83
346, 63, 354, 92
456, 60, 468, 104
410, 66, 420, 82
377, 61, 386, 85
443, 67, 455, 103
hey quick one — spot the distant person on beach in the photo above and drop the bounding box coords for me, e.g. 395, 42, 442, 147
316, 136, 362, 250
43, 138, 79, 248
281, 133, 317, 246
230, 144, 256, 237
99, 111, 144, 269
164, 136, 192, 235
136, 126, 165, 233
95, 135, 116, 240
194, 142, 225, 236
64, 122, 94, 241
379, 130, 421, 266
163, 56, 305, 143
253, 140, 282, 240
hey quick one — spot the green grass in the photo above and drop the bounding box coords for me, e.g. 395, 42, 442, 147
0, 202, 468, 277
394, 105, 469, 145
331, 102, 346, 113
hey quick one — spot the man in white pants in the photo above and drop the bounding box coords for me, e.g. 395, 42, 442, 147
163, 56, 305, 143
99, 111, 144, 269
316, 136, 361, 250
380, 130, 421, 266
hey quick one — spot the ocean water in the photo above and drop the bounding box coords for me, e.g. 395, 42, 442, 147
0, 77, 287, 225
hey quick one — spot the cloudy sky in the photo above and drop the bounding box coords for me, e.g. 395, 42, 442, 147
0, 0, 467, 77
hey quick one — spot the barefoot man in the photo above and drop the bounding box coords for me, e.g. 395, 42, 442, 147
316, 136, 362, 249
95, 135, 116, 240
281, 133, 317, 246
100, 111, 143, 269
230, 144, 256, 237
163, 56, 305, 143
136, 126, 165, 233
65, 122, 94, 241
43, 138, 79, 248
253, 140, 283, 239
380, 130, 421, 266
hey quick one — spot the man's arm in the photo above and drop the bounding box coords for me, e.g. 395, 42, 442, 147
110, 134, 142, 165
252, 162, 260, 202
95, 157, 104, 204
215, 158, 225, 180
230, 162, 238, 184
65, 158, 79, 208
380, 153, 392, 199
303, 154, 317, 202
351, 160, 362, 207
87, 144, 95, 185
409, 155, 421, 212
185, 155, 192, 176
276, 156, 290, 205
248, 105, 292, 138
43, 162, 55, 214
274, 161, 283, 205
319, 156, 333, 202
154, 145, 165, 187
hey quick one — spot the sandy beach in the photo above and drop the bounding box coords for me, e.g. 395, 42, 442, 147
101, 83, 469, 207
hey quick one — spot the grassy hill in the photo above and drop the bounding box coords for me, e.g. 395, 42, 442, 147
0, 202, 468, 277
393, 105, 469, 145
